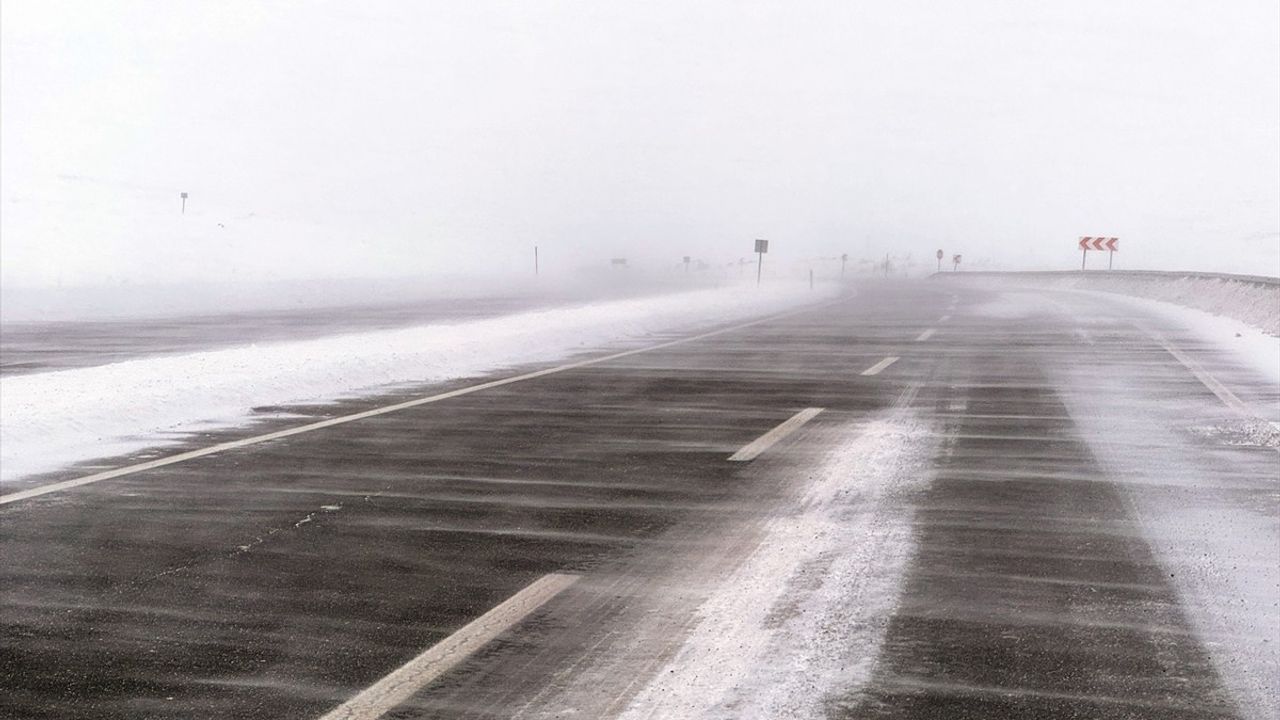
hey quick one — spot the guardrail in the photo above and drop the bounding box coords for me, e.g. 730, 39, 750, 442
928, 270, 1280, 288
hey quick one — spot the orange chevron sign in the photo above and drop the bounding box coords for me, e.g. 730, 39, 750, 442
1078, 236, 1119, 251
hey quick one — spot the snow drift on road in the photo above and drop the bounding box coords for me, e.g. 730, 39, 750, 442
952, 271, 1280, 387
948, 272, 1280, 336
0, 283, 839, 483
619, 413, 936, 719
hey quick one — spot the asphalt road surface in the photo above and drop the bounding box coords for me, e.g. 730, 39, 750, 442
2, 280, 1277, 719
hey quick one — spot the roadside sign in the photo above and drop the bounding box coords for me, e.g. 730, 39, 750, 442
753, 239, 769, 285
1078, 236, 1118, 251
936, 249, 943, 260
1078, 236, 1119, 270
936, 249, 944, 272
952, 254, 962, 271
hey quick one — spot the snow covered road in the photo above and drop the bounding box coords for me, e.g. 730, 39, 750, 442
1, 279, 1276, 720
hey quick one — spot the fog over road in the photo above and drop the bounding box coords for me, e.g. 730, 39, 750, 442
2, 280, 1276, 719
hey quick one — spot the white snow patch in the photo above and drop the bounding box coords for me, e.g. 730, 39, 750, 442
0, 283, 838, 482
618, 414, 935, 719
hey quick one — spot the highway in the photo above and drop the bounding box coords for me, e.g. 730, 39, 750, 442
2, 280, 1276, 719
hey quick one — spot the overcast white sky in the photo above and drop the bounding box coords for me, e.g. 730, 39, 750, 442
2, 0, 1278, 287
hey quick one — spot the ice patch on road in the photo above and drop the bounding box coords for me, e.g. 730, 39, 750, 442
0, 283, 839, 483
618, 414, 935, 719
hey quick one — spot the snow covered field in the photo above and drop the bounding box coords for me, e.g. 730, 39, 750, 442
0, 282, 839, 483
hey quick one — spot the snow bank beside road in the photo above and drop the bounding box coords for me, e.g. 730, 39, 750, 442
1, 283, 839, 483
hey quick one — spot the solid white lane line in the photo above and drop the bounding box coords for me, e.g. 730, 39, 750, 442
1151, 333, 1251, 415
1, 301, 840, 506
728, 408, 824, 462
915, 328, 937, 342
860, 356, 899, 376
1150, 331, 1280, 455
318, 573, 579, 720
939, 315, 952, 323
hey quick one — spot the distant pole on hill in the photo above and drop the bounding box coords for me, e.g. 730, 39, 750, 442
180, 192, 188, 214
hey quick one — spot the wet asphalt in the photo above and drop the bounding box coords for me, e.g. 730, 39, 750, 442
2, 280, 1276, 719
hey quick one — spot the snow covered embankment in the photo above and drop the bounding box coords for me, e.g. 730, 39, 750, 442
1, 283, 839, 483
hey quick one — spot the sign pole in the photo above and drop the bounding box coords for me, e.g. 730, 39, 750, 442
535, 245, 539, 275
1081, 247, 1087, 270
753, 238, 768, 286
1108, 249, 1113, 270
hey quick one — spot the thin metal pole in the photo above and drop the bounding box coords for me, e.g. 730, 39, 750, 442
809, 269, 814, 290
535, 246, 539, 275
756, 252, 762, 286
1108, 250, 1113, 270
1081, 249, 1087, 271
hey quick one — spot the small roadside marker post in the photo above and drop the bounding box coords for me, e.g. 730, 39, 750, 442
809, 269, 814, 290
683, 255, 691, 273
754, 239, 768, 286
841, 253, 848, 278
952, 254, 962, 271
534, 245, 539, 275
180, 192, 188, 214
936, 249, 943, 272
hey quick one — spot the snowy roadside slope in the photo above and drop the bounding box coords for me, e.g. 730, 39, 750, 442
1, 283, 840, 483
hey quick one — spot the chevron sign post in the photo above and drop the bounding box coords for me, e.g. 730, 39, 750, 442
1078, 236, 1119, 270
